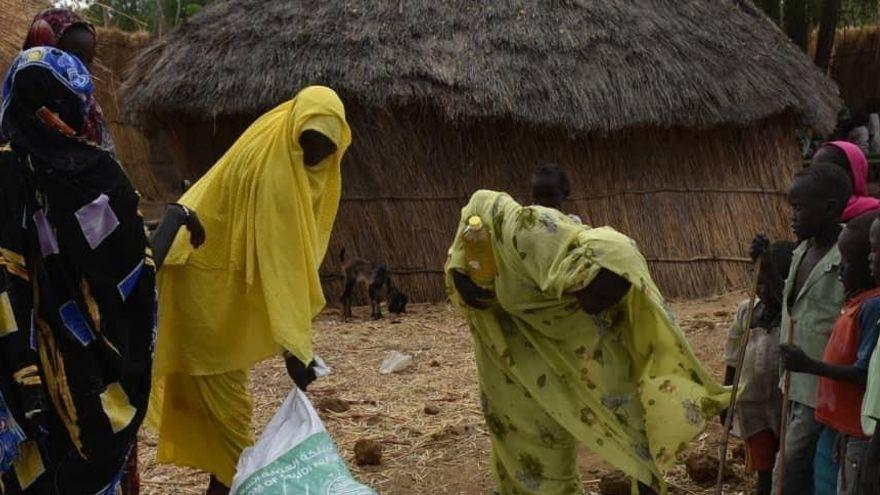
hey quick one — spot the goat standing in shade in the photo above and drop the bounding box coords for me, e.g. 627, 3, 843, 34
340, 249, 408, 321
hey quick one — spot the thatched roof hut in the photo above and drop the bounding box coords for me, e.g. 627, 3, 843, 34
91, 28, 165, 201
0, 0, 46, 69
825, 25, 880, 110
123, 0, 839, 301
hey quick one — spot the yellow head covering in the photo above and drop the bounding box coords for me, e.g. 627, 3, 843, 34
155, 86, 351, 375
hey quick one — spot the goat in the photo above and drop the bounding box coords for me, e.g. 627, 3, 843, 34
339, 249, 408, 321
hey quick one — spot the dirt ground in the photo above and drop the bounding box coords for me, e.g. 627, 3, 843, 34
139, 292, 754, 495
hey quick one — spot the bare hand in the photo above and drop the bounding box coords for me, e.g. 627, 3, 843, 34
452, 271, 495, 310
779, 344, 813, 373
183, 208, 206, 249
284, 352, 317, 391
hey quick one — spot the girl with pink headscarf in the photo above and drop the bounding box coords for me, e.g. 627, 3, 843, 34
812, 141, 880, 222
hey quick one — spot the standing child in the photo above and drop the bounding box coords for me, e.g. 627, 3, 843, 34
531, 163, 583, 224
811, 142, 880, 221
723, 241, 795, 495
773, 163, 851, 494
858, 214, 880, 495
780, 211, 880, 495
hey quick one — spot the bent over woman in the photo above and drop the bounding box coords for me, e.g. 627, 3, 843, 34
148, 86, 351, 493
446, 191, 729, 495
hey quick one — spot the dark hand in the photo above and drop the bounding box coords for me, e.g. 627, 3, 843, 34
452, 271, 495, 310
284, 353, 317, 391
20, 385, 49, 440
181, 207, 206, 249
575, 268, 631, 315
749, 234, 770, 262
779, 344, 813, 373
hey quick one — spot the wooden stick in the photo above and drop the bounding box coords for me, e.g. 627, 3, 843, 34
715, 258, 763, 495
775, 318, 796, 495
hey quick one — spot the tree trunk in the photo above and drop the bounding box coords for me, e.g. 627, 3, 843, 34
154, 0, 164, 37
814, 0, 841, 72
784, 0, 811, 52
757, 0, 782, 25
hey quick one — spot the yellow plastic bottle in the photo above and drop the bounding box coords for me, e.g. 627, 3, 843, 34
463, 215, 497, 288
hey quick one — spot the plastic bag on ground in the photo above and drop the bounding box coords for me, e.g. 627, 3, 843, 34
230, 388, 377, 495
378, 351, 412, 374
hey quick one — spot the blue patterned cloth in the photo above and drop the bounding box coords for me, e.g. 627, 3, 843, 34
0, 390, 26, 475
1, 46, 93, 132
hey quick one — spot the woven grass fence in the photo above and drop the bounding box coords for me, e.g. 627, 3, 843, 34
319, 108, 798, 302
0, 0, 46, 69
830, 25, 880, 109
91, 28, 164, 200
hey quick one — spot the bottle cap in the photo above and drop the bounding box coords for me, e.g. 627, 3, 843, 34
467, 216, 483, 229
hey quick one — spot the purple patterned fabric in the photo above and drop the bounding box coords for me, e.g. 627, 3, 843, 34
32, 209, 59, 256
75, 194, 119, 249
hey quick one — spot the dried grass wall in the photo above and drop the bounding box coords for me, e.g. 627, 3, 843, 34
92, 28, 165, 200
829, 25, 880, 109
150, 107, 799, 302
0, 0, 45, 69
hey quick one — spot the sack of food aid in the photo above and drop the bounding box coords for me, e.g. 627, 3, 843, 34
230, 387, 377, 495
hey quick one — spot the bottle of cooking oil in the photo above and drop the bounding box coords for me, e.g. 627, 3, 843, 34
463, 215, 497, 288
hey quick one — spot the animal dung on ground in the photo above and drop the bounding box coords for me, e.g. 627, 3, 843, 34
429, 359, 441, 367
598, 471, 631, 495
430, 424, 473, 441
317, 397, 350, 413
379, 350, 413, 374
354, 439, 383, 466
423, 404, 440, 415
685, 452, 719, 485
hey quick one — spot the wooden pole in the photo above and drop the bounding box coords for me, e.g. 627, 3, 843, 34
775, 318, 796, 495
715, 260, 763, 494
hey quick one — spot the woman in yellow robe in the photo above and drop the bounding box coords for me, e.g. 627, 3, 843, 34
147, 86, 351, 493
446, 191, 729, 495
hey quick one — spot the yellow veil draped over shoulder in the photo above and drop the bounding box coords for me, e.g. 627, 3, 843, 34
154, 86, 351, 376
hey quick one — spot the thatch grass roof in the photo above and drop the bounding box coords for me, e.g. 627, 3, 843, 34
123, 0, 839, 134
0, 0, 46, 70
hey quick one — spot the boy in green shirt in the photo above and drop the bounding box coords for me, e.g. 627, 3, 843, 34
773, 163, 850, 494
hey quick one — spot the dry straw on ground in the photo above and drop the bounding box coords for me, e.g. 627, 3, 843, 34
139, 296, 753, 495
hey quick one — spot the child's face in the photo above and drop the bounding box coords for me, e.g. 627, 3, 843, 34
532, 177, 566, 209
787, 178, 835, 240
757, 264, 783, 308
870, 219, 880, 284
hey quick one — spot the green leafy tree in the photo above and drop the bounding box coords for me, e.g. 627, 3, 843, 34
756, 0, 879, 69
58, 0, 213, 33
